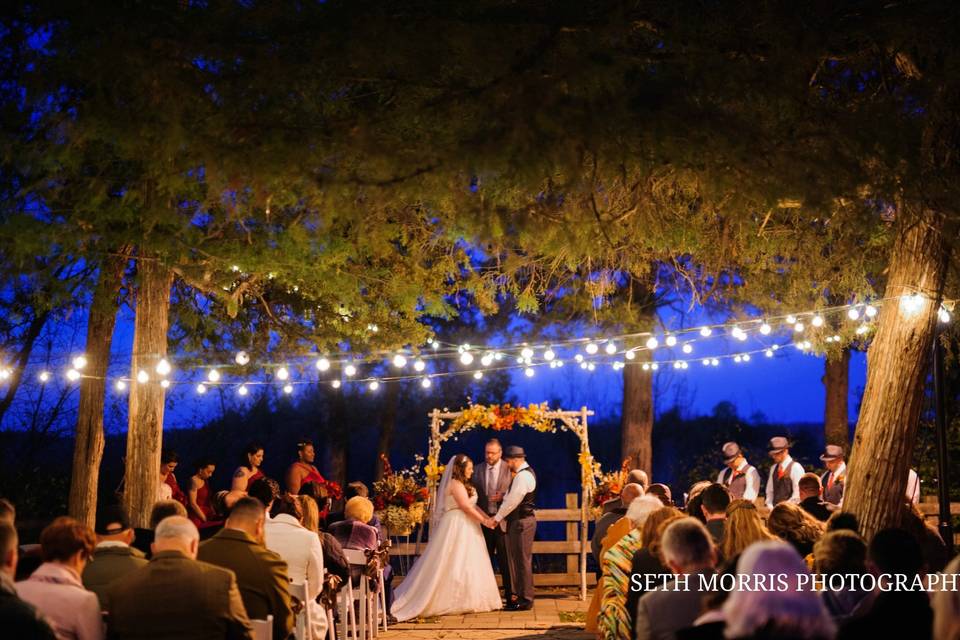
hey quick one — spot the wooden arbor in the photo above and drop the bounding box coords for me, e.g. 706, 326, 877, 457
425, 405, 596, 600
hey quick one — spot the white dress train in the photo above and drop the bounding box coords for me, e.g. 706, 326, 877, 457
391, 490, 502, 620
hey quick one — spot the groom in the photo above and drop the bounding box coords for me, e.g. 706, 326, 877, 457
473, 438, 513, 603
485, 445, 536, 611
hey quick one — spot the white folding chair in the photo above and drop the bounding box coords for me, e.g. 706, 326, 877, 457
250, 615, 274, 640
336, 575, 358, 640
343, 549, 378, 639
288, 582, 310, 640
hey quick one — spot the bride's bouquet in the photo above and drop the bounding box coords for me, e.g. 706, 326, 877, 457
373, 454, 430, 536
589, 458, 632, 520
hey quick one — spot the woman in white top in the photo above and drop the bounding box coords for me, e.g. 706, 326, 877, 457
264, 495, 326, 640
16, 517, 103, 640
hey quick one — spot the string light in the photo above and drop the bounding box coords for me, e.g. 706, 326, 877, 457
574, 354, 584, 363
900, 293, 924, 316
811, 315, 824, 327
793, 322, 805, 333
421, 378, 432, 389
604, 342, 617, 355
543, 349, 556, 361
521, 346, 535, 359
283, 384, 293, 394
650, 363, 659, 371
765, 349, 774, 357
645, 337, 658, 350
136, 370, 150, 384
344, 364, 357, 377
585, 343, 599, 355
238, 384, 249, 396
235, 351, 250, 366
524, 367, 535, 377
711, 358, 719, 366
556, 360, 564, 367
331, 380, 341, 389
460, 352, 474, 366
642, 363, 650, 371
276, 367, 289, 381
369, 380, 380, 391
742, 354, 751, 362
625, 351, 636, 360
316, 357, 331, 371
39, 371, 51, 383
939, 307, 951, 323
515, 356, 524, 365
414, 359, 427, 371
734, 355, 742, 363
580, 362, 588, 370
785, 315, 797, 324
160, 379, 170, 389
587, 363, 596, 371
66, 369, 81, 381
700, 327, 712, 337
865, 305, 878, 318
116, 380, 127, 391
847, 308, 860, 320
196, 383, 207, 394
392, 354, 407, 368
207, 369, 221, 383
156, 359, 172, 376
682, 344, 693, 354
665, 335, 677, 347
759, 323, 772, 335
72, 355, 87, 370
473, 371, 484, 380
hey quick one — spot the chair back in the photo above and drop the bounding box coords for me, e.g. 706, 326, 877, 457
251, 615, 274, 640
289, 582, 309, 640
342, 548, 367, 566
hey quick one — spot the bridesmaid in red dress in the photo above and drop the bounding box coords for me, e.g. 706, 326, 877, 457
160, 449, 187, 506
187, 458, 222, 529
285, 440, 326, 495
225, 443, 265, 509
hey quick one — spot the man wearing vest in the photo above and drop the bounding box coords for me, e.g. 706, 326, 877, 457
488, 445, 537, 611
765, 436, 803, 509
716, 442, 760, 501
819, 444, 846, 506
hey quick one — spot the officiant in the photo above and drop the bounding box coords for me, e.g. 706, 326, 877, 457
491, 445, 537, 611
472, 438, 513, 603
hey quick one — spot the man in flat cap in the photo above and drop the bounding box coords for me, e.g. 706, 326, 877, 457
716, 442, 760, 501
819, 444, 846, 506
485, 445, 537, 611
765, 436, 804, 509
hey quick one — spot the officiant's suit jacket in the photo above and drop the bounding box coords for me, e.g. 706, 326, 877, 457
473, 460, 513, 516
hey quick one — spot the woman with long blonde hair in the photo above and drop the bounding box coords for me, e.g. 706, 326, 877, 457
767, 502, 825, 558
722, 499, 777, 561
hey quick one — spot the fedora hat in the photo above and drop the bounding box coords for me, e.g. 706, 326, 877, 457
721, 442, 743, 463
767, 436, 793, 453
820, 444, 845, 462
503, 445, 526, 459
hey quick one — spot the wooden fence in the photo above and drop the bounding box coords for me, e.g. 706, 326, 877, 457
390, 493, 595, 587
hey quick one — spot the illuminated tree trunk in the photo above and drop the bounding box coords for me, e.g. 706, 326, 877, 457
823, 348, 850, 450
844, 208, 950, 539
123, 253, 174, 528
68, 249, 129, 527
621, 348, 654, 474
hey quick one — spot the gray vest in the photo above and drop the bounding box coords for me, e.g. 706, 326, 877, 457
721, 466, 754, 500
821, 469, 844, 505
772, 460, 799, 505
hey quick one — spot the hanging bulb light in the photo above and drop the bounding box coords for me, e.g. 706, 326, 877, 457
734, 355, 743, 363
276, 367, 289, 381
625, 350, 636, 360
66, 368, 81, 382
238, 384, 249, 396
700, 327, 712, 337
939, 307, 951, 323
742, 354, 751, 362
160, 379, 170, 389
155, 359, 171, 376
682, 343, 693, 354
604, 342, 617, 355
847, 308, 860, 320
650, 363, 659, 371
414, 359, 427, 371
368, 380, 380, 391
136, 370, 149, 384
344, 364, 357, 377
543, 348, 556, 361
665, 335, 677, 347
794, 322, 805, 333
38, 371, 51, 383
585, 343, 599, 355
587, 363, 596, 371
473, 371, 483, 380
900, 293, 924, 316
711, 358, 720, 366
865, 305, 878, 318
811, 315, 824, 327
460, 352, 474, 366
283, 384, 293, 394
72, 355, 88, 370
494, 352, 504, 361
421, 377, 432, 389
521, 346, 535, 359
580, 361, 589, 370
681, 362, 689, 370
703, 358, 711, 366
765, 349, 774, 357
555, 360, 564, 367
331, 379, 342, 389
759, 323, 772, 335
642, 363, 650, 371
785, 315, 797, 325
316, 357, 331, 371
116, 380, 127, 391
673, 361, 682, 370
574, 353, 584, 363
645, 337, 659, 350
235, 351, 250, 366
392, 354, 407, 368
207, 369, 221, 383
196, 383, 207, 394
524, 367, 535, 378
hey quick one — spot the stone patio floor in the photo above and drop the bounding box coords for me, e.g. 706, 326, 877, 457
380, 587, 592, 639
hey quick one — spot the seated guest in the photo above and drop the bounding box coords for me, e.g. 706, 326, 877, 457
159, 448, 186, 506
767, 501, 824, 559
16, 516, 103, 640
624, 508, 684, 631
698, 483, 730, 546
248, 477, 280, 518
81, 505, 147, 607
591, 483, 643, 568
720, 499, 777, 561
327, 481, 385, 537
599, 470, 649, 517
131, 499, 188, 557
902, 502, 949, 573
635, 517, 718, 640
839, 528, 933, 639
684, 481, 714, 524
814, 530, 870, 620
798, 473, 834, 522
595, 495, 663, 640
328, 496, 394, 617
826, 510, 859, 534
107, 516, 252, 639
722, 541, 835, 639
187, 458, 223, 530
264, 495, 326, 640
934, 554, 960, 640
299, 495, 349, 584
199, 497, 294, 640
0, 521, 56, 639
646, 483, 673, 507
0, 497, 14, 524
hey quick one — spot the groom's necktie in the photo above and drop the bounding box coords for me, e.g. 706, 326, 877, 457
488, 465, 497, 514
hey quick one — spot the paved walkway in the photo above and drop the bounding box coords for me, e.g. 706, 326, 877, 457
381, 588, 592, 639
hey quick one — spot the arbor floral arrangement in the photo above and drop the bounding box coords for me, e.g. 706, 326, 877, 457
372, 454, 430, 536
447, 402, 555, 437
589, 458, 631, 519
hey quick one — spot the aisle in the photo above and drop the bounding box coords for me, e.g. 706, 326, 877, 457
380, 587, 593, 639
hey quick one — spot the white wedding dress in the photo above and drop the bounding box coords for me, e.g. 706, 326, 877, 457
391, 486, 502, 620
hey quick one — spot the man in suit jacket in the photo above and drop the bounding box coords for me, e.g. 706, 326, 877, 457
107, 516, 253, 640
82, 505, 147, 607
798, 473, 834, 522
635, 518, 717, 640
198, 498, 294, 640
472, 437, 513, 602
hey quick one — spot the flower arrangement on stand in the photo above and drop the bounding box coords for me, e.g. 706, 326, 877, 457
589, 458, 632, 520
372, 454, 430, 536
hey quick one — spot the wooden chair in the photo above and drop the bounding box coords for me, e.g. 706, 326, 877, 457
250, 615, 274, 640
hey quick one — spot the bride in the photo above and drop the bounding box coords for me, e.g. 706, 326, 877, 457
391, 454, 503, 620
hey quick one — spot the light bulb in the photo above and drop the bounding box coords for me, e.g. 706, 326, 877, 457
238, 384, 248, 396
681, 362, 689, 369
811, 315, 824, 327
515, 356, 525, 364
673, 361, 682, 369
276, 367, 289, 381
711, 358, 719, 366
665, 335, 677, 347
72, 355, 88, 370
136, 370, 149, 384
585, 343, 599, 355
421, 378, 432, 389
642, 363, 650, 371
625, 350, 636, 360
580, 362, 588, 370
794, 322, 805, 333
682, 343, 693, 354
460, 352, 474, 366
865, 305, 878, 318
703, 358, 711, 366
543, 349, 555, 361
737, 328, 748, 341
605, 342, 617, 355
235, 351, 250, 366
734, 355, 742, 363
414, 359, 426, 371
832, 334, 841, 341
473, 371, 483, 380
900, 294, 924, 315
39, 371, 51, 383
433, 342, 440, 350
555, 360, 564, 367
331, 379, 342, 389
650, 363, 659, 371
66, 368, 81, 381
848, 308, 860, 320
207, 369, 221, 383
283, 384, 293, 394
574, 353, 584, 363
392, 354, 407, 368
765, 349, 774, 357
524, 367, 535, 378
759, 323, 772, 335
521, 347, 535, 359
344, 364, 357, 377
742, 354, 751, 362
700, 327, 712, 337
156, 359, 171, 376
494, 352, 504, 361
160, 379, 170, 389
369, 380, 380, 391
939, 308, 951, 323
196, 383, 207, 394
116, 380, 127, 391
785, 315, 797, 324
645, 337, 658, 350
587, 363, 596, 371
316, 357, 331, 371
856, 324, 869, 335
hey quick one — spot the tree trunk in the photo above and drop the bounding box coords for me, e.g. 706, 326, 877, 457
68, 249, 129, 527
621, 348, 654, 474
823, 348, 850, 450
123, 254, 174, 528
375, 380, 400, 480
324, 388, 348, 487
844, 208, 951, 539
0, 309, 51, 426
